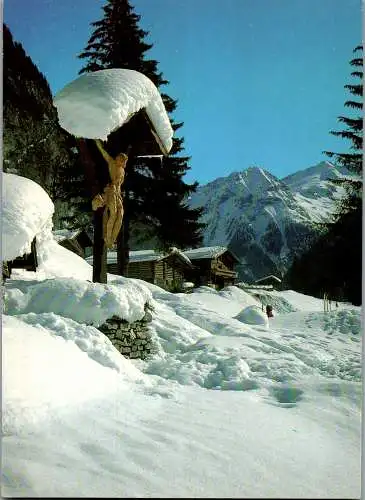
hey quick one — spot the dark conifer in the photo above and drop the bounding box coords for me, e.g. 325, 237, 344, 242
78, 0, 204, 274
324, 45, 363, 215
3, 23, 89, 229
285, 46, 363, 305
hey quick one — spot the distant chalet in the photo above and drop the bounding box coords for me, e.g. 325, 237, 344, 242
107, 248, 193, 289
183, 246, 239, 289
254, 275, 282, 290
86, 246, 239, 290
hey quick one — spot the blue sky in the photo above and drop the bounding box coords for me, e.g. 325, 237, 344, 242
4, 0, 362, 185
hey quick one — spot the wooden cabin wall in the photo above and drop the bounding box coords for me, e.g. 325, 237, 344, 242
154, 258, 187, 288
189, 259, 212, 285
107, 261, 154, 281
212, 256, 235, 274
127, 261, 154, 281
219, 252, 236, 270
153, 261, 165, 286
107, 263, 119, 275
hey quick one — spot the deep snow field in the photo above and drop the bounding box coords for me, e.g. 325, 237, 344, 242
2, 171, 362, 499
2, 245, 362, 498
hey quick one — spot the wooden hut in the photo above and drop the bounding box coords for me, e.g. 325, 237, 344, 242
53, 228, 93, 259
87, 247, 194, 290
183, 246, 239, 289
3, 237, 38, 281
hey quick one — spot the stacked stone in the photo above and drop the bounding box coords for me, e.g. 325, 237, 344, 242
98, 308, 155, 360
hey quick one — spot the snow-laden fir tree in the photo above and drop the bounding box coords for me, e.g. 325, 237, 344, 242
78, 0, 205, 275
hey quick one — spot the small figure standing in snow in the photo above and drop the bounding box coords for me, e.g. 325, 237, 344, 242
266, 304, 274, 318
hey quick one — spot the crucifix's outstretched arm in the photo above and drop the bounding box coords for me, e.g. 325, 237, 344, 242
95, 139, 113, 166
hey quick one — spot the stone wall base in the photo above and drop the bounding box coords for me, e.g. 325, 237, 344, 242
98, 305, 155, 360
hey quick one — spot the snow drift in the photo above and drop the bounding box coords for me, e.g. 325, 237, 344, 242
5, 276, 152, 326
235, 304, 269, 327
2, 173, 54, 261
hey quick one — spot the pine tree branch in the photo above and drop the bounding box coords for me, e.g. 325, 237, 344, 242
337, 116, 363, 131
344, 100, 362, 109
344, 83, 363, 96
350, 57, 363, 66
330, 130, 362, 148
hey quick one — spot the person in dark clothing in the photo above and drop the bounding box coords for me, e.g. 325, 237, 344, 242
266, 304, 273, 318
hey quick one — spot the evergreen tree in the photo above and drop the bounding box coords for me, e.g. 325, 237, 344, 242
285, 45, 363, 305
324, 44, 363, 216
78, 0, 204, 274
3, 24, 89, 230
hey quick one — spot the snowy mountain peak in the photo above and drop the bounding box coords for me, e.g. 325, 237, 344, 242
222, 166, 280, 193
283, 161, 344, 187
188, 161, 352, 282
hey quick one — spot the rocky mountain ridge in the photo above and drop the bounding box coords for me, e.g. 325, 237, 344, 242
187, 161, 349, 282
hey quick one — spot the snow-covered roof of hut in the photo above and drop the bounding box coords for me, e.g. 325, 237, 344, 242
86, 250, 162, 265
54, 69, 173, 154
53, 228, 92, 244
169, 247, 193, 266
255, 275, 282, 284
2, 173, 54, 261
183, 246, 239, 262
86, 248, 193, 267
53, 229, 82, 243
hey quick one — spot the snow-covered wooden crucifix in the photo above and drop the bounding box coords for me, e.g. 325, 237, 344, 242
54, 69, 173, 283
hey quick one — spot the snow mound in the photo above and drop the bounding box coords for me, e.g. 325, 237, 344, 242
54, 68, 173, 152
16, 311, 148, 376
2, 172, 92, 281
4, 276, 152, 326
218, 285, 261, 306
272, 290, 324, 311
310, 309, 362, 337
36, 224, 93, 280
235, 305, 269, 327
2, 315, 146, 435
2, 173, 54, 261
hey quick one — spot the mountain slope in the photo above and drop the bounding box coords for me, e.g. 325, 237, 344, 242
187, 162, 348, 282
3, 23, 82, 229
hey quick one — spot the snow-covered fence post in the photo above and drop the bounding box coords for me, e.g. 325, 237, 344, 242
54, 69, 173, 284
323, 292, 330, 313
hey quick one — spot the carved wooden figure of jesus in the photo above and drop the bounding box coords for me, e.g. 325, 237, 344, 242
92, 139, 128, 248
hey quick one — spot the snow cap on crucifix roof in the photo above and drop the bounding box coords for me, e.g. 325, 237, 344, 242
54, 69, 173, 155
